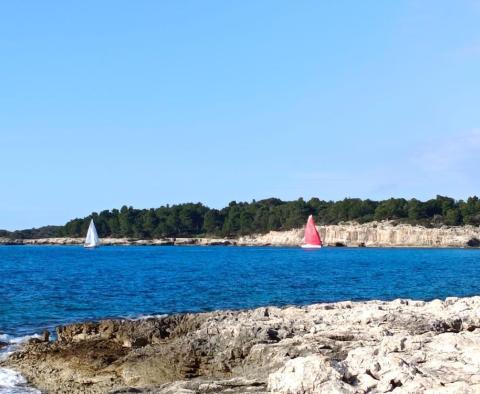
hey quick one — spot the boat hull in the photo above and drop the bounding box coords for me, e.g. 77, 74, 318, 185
84, 244, 99, 249
301, 244, 322, 249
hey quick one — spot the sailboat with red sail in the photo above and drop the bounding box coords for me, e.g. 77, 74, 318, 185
301, 215, 322, 249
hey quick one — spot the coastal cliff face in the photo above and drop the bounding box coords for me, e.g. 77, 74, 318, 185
1, 222, 479, 247
4, 297, 480, 393
238, 222, 480, 248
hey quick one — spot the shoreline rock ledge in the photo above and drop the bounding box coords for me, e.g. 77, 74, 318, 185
1, 222, 480, 248
3, 297, 480, 393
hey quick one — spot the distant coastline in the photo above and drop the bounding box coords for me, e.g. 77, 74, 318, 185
3, 196, 480, 243
2, 221, 480, 248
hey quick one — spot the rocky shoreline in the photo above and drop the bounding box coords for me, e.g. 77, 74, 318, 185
3, 297, 480, 393
0, 236, 234, 247
1, 222, 480, 248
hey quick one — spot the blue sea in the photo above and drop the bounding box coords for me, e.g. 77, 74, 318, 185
1, 245, 480, 339
1, 245, 480, 392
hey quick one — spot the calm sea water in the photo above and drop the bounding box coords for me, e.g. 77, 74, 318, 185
1, 246, 480, 338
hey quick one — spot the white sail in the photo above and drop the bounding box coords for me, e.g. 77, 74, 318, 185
84, 219, 100, 248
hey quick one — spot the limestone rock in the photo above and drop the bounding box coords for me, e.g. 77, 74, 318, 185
4, 297, 480, 393
267, 355, 353, 393
3, 221, 479, 247
238, 221, 480, 247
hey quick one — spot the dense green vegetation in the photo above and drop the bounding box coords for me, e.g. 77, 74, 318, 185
2, 196, 480, 240
0, 226, 62, 240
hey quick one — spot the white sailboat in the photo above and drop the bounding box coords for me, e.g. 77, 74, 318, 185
84, 219, 101, 248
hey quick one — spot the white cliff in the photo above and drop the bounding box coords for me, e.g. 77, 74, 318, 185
238, 221, 480, 247
1, 222, 479, 247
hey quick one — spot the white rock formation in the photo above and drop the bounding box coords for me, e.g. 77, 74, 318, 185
1, 221, 479, 247
238, 221, 480, 247
6, 297, 480, 393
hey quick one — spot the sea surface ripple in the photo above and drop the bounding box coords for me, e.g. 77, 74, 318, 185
1, 245, 480, 338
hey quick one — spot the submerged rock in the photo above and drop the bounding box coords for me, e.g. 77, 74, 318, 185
4, 297, 480, 393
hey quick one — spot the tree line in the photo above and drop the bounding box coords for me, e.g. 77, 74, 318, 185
3, 195, 480, 240
0, 225, 62, 240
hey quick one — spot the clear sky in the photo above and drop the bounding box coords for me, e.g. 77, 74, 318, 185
1, 1, 480, 230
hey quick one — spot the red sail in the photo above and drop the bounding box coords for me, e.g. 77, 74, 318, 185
304, 215, 322, 245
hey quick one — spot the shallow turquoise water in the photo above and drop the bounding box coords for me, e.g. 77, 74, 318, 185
1, 246, 480, 337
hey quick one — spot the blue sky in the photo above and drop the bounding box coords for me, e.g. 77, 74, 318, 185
1, 1, 480, 230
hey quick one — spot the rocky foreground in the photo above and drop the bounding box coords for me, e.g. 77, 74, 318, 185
4, 297, 480, 393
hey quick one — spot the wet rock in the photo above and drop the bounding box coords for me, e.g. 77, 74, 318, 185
41, 330, 50, 342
